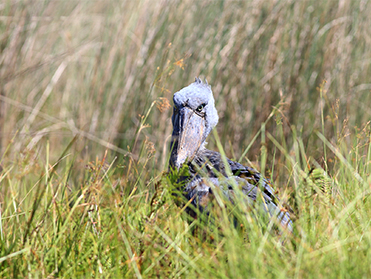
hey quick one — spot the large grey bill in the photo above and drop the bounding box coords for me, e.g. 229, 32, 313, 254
170, 107, 205, 169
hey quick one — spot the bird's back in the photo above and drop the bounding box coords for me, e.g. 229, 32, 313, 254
181, 148, 292, 231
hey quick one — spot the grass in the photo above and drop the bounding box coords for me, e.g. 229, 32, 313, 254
1, 0, 371, 277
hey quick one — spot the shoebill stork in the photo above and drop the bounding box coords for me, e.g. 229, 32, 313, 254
169, 78, 292, 231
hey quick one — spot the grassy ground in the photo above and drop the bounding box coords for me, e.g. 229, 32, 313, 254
1, 0, 371, 277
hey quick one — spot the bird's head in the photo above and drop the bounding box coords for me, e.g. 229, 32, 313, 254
169, 78, 219, 169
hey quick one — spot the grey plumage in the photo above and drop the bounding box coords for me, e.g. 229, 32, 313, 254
169, 78, 292, 231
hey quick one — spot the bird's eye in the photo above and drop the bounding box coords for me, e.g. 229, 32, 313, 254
196, 104, 206, 112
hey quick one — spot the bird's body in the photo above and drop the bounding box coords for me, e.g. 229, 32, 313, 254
169, 78, 292, 231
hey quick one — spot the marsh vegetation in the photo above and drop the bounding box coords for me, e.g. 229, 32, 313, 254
1, 0, 371, 277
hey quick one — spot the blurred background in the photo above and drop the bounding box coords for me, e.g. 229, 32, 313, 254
1, 0, 370, 181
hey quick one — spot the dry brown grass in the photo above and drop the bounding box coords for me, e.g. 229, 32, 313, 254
1, 0, 370, 172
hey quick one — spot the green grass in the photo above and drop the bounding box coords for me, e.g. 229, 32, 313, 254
1, 0, 371, 277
